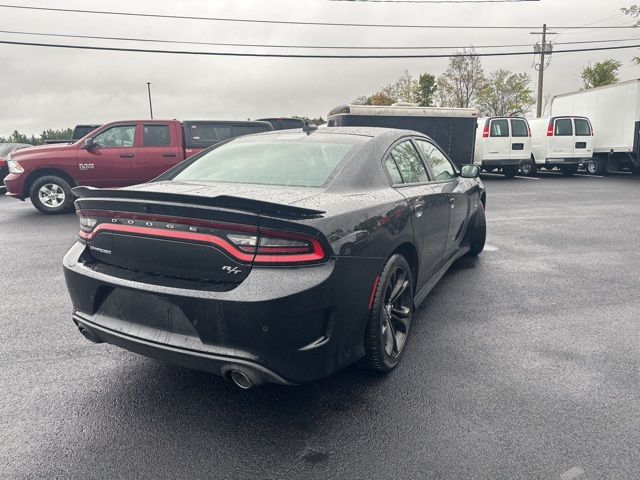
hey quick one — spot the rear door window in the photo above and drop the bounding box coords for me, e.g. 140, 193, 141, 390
389, 141, 429, 184
490, 119, 509, 137
510, 119, 529, 137
554, 118, 573, 136
574, 118, 592, 136
143, 124, 171, 147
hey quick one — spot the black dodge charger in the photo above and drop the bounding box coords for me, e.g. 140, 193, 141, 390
63, 127, 486, 388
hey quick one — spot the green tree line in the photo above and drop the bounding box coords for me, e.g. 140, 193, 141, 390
0, 128, 73, 146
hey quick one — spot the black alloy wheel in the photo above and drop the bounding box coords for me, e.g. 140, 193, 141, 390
365, 254, 414, 371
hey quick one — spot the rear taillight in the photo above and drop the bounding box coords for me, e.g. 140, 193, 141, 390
77, 210, 326, 265
546, 120, 554, 136
482, 125, 489, 138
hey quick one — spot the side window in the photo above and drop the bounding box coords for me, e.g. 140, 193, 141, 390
510, 119, 529, 137
143, 125, 171, 147
389, 141, 429, 184
93, 125, 136, 148
415, 139, 456, 181
490, 119, 509, 137
554, 118, 573, 136
384, 157, 403, 184
574, 119, 591, 136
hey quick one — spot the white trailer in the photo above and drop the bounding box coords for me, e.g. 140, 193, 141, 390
551, 79, 640, 175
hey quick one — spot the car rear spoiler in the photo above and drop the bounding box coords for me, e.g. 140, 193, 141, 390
72, 186, 325, 219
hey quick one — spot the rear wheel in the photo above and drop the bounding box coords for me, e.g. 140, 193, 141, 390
467, 204, 486, 256
587, 156, 607, 175
29, 175, 75, 214
561, 165, 578, 176
520, 163, 537, 176
502, 166, 518, 178
364, 254, 414, 372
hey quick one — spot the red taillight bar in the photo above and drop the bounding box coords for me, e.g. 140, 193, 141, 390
482, 125, 489, 138
546, 120, 554, 137
77, 218, 326, 265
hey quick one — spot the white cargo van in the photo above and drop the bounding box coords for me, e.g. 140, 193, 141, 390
552, 79, 640, 175
474, 116, 531, 178
525, 116, 593, 176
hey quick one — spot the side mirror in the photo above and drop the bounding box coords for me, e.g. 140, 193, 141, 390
460, 164, 480, 179
84, 138, 95, 149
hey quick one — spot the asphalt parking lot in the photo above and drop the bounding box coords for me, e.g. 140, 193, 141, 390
2, 172, 640, 479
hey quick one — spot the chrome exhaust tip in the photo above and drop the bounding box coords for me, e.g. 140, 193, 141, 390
229, 369, 254, 389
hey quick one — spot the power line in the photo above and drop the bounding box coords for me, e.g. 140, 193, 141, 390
0, 4, 635, 30
1, 38, 639, 58
0, 29, 639, 50
329, 0, 539, 3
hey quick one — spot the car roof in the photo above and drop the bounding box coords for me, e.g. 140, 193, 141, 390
254, 126, 434, 141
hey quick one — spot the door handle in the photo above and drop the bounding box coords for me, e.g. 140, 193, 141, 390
412, 202, 425, 217
449, 198, 456, 208
119, 154, 134, 158
162, 153, 177, 158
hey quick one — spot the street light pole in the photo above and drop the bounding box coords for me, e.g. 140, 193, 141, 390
147, 82, 154, 119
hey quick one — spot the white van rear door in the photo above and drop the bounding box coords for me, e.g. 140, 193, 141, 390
509, 118, 531, 162
550, 118, 574, 159
573, 118, 593, 159
486, 118, 510, 161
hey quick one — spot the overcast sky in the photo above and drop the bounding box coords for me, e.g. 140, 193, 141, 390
1, 0, 638, 137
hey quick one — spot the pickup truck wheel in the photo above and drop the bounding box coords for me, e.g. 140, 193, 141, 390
29, 176, 74, 214
502, 166, 518, 178
467, 204, 486, 256
561, 165, 578, 176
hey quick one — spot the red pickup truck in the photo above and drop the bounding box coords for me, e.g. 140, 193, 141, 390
3, 119, 273, 214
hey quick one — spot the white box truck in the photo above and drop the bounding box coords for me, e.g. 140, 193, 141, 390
473, 116, 532, 178
525, 116, 593, 176
551, 79, 640, 175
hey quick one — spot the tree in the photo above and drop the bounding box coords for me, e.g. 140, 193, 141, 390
415, 73, 437, 107
369, 91, 395, 106
437, 48, 486, 108
580, 59, 622, 89
622, 5, 640, 63
381, 69, 417, 103
476, 69, 535, 116
352, 95, 372, 105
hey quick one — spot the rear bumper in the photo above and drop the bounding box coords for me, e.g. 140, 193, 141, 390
481, 159, 524, 167
63, 241, 383, 384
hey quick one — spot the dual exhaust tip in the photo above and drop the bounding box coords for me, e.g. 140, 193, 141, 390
76, 321, 264, 389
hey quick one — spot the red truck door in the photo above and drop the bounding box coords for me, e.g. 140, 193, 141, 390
76, 123, 138, 187
135, 122, 184, 182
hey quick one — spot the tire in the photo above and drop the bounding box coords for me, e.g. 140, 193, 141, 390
364, 254, 414, 372
561, 165, 578, 176
467, 204, 486, 256
29, 175, 75, 214
587, 156, 607, 175
520, 163, 537, 176
503, 166, 518, 178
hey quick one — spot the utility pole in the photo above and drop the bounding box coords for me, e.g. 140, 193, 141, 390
147, 82, 154, 119
531, 24, 555, 118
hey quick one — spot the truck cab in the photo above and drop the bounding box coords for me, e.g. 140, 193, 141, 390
474, 116, 531, 178
3, 119, 273, 214
526, 116, 593, 176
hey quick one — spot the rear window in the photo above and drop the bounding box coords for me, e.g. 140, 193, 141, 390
490, 119, 509, 137
510, 119, 529, 137
232, 124, 271, 137
173, 133, 366, 187
143, 125, 171, 147
554, 118, 573, 136
574, 118, 591, 136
